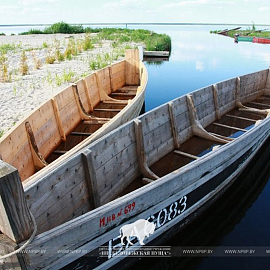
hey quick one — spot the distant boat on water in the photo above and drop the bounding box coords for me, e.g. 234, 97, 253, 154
235, 35, 270, 44
252, 37, 270, 44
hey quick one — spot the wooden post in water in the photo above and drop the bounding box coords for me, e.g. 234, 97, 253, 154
0, 160, 34, 268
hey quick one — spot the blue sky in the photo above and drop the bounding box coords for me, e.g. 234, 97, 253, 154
1, 0, 270, 25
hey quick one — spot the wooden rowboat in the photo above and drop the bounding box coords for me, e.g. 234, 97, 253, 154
1, 68, 270, 269
0, 49, 147, 182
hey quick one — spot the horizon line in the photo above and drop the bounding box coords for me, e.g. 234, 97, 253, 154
1, 22, 270, 27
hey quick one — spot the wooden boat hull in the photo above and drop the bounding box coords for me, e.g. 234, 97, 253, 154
0, 49, 148, 183
24, 115, 269, 270
1, 68, 270, 269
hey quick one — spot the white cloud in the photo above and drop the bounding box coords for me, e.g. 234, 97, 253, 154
161, 0, 231, 8
103, 0, 145, 9
258, 6, 270, 11
19, 0, 56, 6
196, 60, 204, 71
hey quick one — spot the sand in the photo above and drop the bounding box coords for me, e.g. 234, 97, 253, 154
0, 33, 134, 135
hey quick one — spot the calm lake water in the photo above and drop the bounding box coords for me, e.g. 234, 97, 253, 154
132, 25, 270, 270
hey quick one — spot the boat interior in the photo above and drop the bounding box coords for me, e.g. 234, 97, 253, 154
21, 69, 270, 235
0, 50, 144, 181
125, 73, 270, 190
46, 83, 138, 164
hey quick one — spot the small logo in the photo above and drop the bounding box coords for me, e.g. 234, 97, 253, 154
120, 219, 156, 246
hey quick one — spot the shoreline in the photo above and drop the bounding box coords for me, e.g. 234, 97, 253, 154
0, 33, 135, 136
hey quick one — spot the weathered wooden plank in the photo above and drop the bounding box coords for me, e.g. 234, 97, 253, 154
239, 70, 268, 103
200, 111, 216, 128
89, 122, 136, 170
0, 120, 28, 164
53, 150, 67, 155
76, 79, 90, 113
70, 132, 92, 136
216, 78, 236, 109
143, 120, 173, 156
110, 61, 125, 75
196, 99, 216, 123
0, 98, 57, 170
177, 126, 193, 145
248, 101, 270, 108
51, 98, 66, 142
175, 110, 191, 132
24, 155, 89, 234
110, 92, 135, 97
54, 85, 75, 111
37, 179, 90, 233
22, 101, 56, 137
25, 121, 47, 171
219, 101, 236, 117
94, 108, 121, 112
135, 117, 161, 180
192, 86, 213, 106
111, 74, 125, 92
169, 101, 193, 145
0, 161, 34, 243
82, 119, 109, 125
91, 110, 118, 119
9, 141, 35, 181
96, 67, 111, 96
84, 73, 100, 108
147, 137, 175, 167
82, 149, 100, 208
125, 49, 139, 85
192, 86, 216, 126
264, 69, 270, 92
99, 161, 139, 205
168, 101, 180, 149
59, 99, 81, 135
0, 234, 24, 269
118, 86, 138, 91
94, 142, 138, 188
35, 117, 62, 158
110, 61, 126, 91
102, 100, 128, 105
174, 150, 199, 160
226, 114, 256, 122
213, 122, 247, 132
140, 104, 170, 135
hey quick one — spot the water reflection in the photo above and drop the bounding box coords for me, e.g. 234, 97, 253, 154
144, 25, 270, 111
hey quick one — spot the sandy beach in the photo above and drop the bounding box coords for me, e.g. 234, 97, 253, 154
0, 33, 135, 136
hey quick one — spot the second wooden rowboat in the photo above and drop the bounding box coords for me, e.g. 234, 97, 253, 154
0, 49, 147, 182
1, 68, 270, 269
